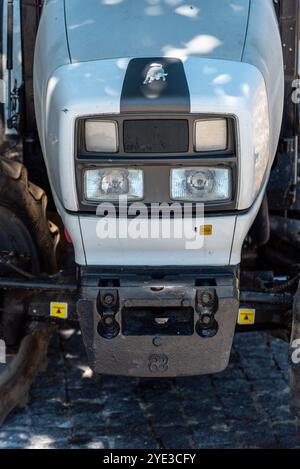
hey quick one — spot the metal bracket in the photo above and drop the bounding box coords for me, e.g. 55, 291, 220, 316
6, 0, 21, 131
267, 135, 298, 209
7, 80, 21, 131
97, 290, 120, 339
0, 340, 6, 364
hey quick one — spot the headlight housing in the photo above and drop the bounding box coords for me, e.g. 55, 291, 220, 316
171, 167, 232, 202
84, 168, 144, 202
85, 120, 118, 153
194, 118, 227, 152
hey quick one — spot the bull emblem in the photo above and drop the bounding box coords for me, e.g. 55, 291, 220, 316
143, 63, 168, 85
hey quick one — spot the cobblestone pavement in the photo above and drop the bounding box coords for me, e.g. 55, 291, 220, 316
0, 330, 299, 449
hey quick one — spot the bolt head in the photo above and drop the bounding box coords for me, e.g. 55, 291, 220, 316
196, 318, 219, 339
201, 314, 212, 325
103, 294, 114, 306
201, 291, 214, 306
153, 337, 162, 347
103, 316, 114, 326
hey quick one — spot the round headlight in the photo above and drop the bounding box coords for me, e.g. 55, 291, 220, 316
187, 170, 215, 195
101, 172, 129, 195
171, 167, 231, 202
84, 168, 144, 202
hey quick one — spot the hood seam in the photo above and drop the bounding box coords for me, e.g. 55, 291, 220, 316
63, 0, 72, 63
241, 0, 252, 61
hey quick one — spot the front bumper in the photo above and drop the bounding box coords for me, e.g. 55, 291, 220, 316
78, 267, 239, 377
0, 267, 293, 376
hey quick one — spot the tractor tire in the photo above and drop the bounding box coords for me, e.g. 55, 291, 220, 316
0, 156, 59, 425
0, 326, 55, 425
0, 156, 59, 273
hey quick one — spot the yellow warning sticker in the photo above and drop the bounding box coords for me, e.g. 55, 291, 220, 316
50, 302, 68, 319
238, 309, 256, 325
200, 225, 213, 236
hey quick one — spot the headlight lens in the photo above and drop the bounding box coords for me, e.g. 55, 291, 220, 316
85, 120, 118, 153
84, 168, 144, 202
171, 167, 231, 202
194, 119, 227, 152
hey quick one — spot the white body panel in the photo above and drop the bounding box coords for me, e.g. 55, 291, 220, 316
78, 216, 236, 267
57, 192, 263, 267
34, 0, 71, 157
40, 58, 268, 212
65, 0, 250, 63
243, 0, 284, 168
41, 59, 128, 210
34, 0, 284, 267
231, 181, 267, 265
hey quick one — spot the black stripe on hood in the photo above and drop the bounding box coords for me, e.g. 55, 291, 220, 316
121, 57, 190, 113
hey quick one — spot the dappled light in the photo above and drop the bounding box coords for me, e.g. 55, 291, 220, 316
162, 34, 222, 61
175, 4, 200, 18
65, 0, 250, 63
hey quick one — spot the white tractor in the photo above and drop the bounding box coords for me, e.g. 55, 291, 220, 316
0, 0, 299, 436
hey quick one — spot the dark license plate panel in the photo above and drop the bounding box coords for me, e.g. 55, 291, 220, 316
123, 119, 189, 153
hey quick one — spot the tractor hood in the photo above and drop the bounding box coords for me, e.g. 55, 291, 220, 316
64, 0, 250, 63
